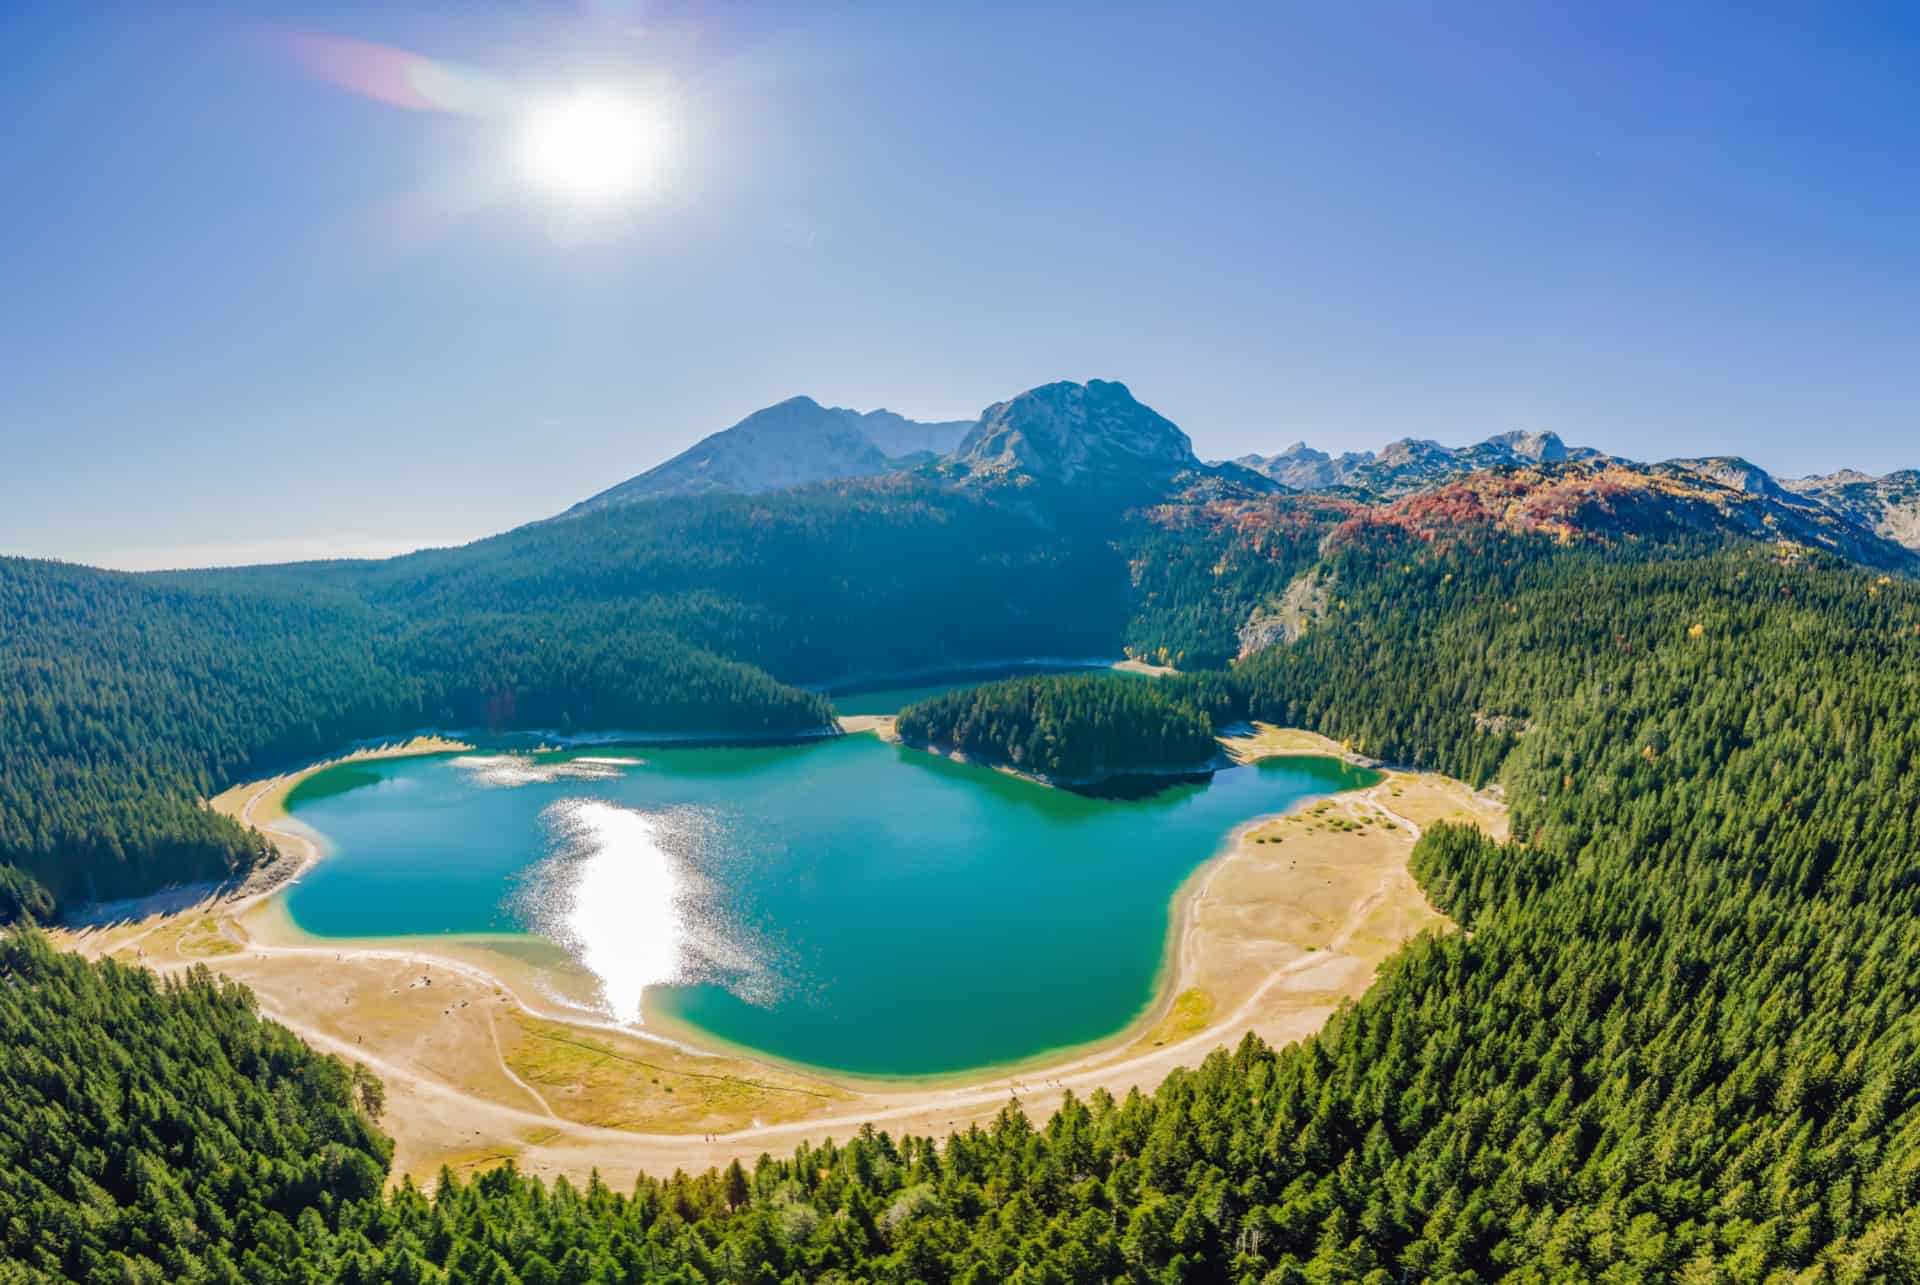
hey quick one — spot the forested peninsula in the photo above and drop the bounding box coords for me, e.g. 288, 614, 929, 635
893, 674, 1220, 783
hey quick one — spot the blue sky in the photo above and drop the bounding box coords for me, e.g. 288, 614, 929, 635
3, 1, 1917, 568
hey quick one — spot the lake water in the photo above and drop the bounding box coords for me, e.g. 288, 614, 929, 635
282, 736, 1375, 1077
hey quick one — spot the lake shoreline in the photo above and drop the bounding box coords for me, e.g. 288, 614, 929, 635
218, 734, 1384, 1097
62, 735, 479, 929
58, 724, 1505, 1189
232, 729, 1385, 1090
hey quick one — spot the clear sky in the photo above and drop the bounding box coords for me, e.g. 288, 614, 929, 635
3, 2, 1917, 569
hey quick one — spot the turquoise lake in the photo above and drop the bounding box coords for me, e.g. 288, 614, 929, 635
281, 736, 1375, 1078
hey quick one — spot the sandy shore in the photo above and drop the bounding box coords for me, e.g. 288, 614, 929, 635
57, 723, 1505, 1189
58, 737, 475, 932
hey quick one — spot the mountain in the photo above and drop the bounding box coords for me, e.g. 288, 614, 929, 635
1659, 457, 1920, 558
567, 380, 1217, 516
563, 397, 972, 514
1782, 468, 1920, 553
1238, 429, 1920, 560
1665, 455, 1786, 497
1237, 429, 1602, 497
1312, 458, 1920, 574
1477, 429, 1572, 463
1232, 442, 1372, 490
945, 379, 1202, 490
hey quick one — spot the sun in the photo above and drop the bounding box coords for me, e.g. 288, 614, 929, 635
514, 86, 667, 209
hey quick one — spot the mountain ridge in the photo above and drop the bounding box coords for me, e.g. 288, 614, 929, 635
564, 396, 973, 515
553, 380, 1920, 564
1235, 429, 1606, 496
1235, 429, 1920, 556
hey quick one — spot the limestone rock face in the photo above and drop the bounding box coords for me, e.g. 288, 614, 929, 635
1237, 570, 1331, 658
1236, 429, 1594, 496
1782, 468, 1920, 553
1234, 443, 1371, 491
1666, 456, 1785, 497
1483, 430, 1569, 463
949, 380, 1200, 488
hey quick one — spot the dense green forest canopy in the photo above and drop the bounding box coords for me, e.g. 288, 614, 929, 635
0, 931, 391, 1283
895, 673, 1219, 781
10, 531, 1920, 1279
0, 558, 829, 911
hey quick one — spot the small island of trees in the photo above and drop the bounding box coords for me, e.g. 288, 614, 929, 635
894, 673, 1221, 782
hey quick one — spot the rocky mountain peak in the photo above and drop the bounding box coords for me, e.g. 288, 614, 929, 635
1377, 438, 1450, 468
949, 380, 1199, 488
1484, 430, 1569, 463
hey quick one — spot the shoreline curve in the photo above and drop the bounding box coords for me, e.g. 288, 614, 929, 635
58, 724, 1504, 1187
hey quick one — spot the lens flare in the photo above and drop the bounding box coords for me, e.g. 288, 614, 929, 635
280, 28, 676, 221
282, 30, 509, 116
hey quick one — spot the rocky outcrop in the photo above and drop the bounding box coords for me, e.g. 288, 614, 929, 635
947, 380, 1200, 489
1233, 443, 1371, 491
1664, 456, 1785, 497
1481, 430, 1570, 463
1236, 430, 1600, 497
1237, 570, 1331, 658
1782, 468, 1920, 553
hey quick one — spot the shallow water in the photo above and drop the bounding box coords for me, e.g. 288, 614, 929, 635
282, 737, 1374, 1076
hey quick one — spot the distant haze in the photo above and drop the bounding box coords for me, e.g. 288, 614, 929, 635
50, 383, 1920, 571
77, 533, 479, 574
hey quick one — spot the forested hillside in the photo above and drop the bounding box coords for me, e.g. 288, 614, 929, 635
0, 931, 390, 1282
0, 479, 1142, 920
1117, 497, 1338, 670
11, 531, 1920, 1279
310, 480, 1133, 678
0, 557, 831, 916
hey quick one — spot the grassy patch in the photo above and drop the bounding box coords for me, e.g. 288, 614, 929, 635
1137, 988, 1216, 1050
414, 1146, 523, 1187
176, 917, 241, 957
504, 1015, 840, 1133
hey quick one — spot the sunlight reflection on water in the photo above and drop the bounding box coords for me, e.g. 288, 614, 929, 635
450, 754, 641, 788
515, 797, 772, 1024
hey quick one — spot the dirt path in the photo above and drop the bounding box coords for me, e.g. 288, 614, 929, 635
485, 1005, 559, 1120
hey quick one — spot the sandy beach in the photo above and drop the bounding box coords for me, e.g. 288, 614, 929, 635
58, 724, 1505, 1189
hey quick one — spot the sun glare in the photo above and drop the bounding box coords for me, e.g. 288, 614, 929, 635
515, 85, 667, 209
